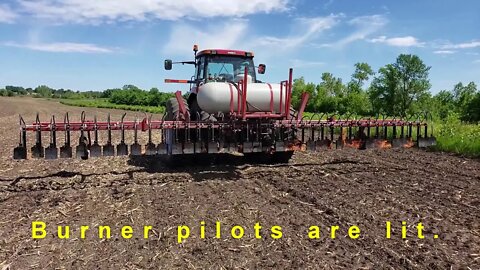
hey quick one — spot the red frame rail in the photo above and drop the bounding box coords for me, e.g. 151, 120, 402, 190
22, 119, 429, 132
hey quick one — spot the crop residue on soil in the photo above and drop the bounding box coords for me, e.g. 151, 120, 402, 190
0, 97, 479, 269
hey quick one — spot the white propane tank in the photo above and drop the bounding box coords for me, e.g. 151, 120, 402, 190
234, 74, 253, 83
196, 82, 285, 114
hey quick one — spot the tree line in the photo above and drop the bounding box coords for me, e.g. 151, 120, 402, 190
0, 84, 175, 108
291, 54, 479, 122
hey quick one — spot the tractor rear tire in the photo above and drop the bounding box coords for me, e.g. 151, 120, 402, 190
165, 97, 189, 121
187, 93, 218, 154
289, 107, 297, 119
164, 97, 188, 165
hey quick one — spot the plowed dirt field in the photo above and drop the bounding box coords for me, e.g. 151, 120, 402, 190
0, 97, 479, 269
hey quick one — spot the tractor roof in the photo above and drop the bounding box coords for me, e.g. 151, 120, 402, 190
196, 49, 254, 58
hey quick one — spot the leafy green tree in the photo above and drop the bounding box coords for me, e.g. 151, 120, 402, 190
6, 86, 26, 95
34, 85, 54, 97
109, 85, 174, 107
462, 92, 480, 122
102, 88, 120, 98
149, 87, 159, 95
453, 82, 479, 122
369, 64, 399, 115
348, 62, 374, 93
432, 90, 455, 119
395, 54, 431, 116
320, 72, 345, 98
122, 85, 140, 91
344, 91, 372, 115
345, 63, 374, 115
314, 72, 345, 113
291, 77, 305, 109
291, 77, 316, 112
148, 87, 161, 106
369, 54, 431, 117
453, 82, 476, 110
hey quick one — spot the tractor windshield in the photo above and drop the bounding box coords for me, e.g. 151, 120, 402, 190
197, 55, 256, 83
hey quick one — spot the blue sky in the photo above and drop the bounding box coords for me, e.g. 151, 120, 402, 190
0, 0, 479, 93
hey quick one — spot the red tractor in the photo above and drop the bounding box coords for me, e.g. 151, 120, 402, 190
161, 45, 305, 162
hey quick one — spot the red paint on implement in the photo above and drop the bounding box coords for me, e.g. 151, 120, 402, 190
279, 82, 284, 116
266, 83, 274, 113
285, 68, 293, 120
297, 92, 309, 120
24, 119, 425, 132
241, 67, 248, 120
228, 83, 235, 114
165, 79, 190, 83
175, 91, 189, 120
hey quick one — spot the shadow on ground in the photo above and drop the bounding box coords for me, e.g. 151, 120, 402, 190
127, 153, 290, 182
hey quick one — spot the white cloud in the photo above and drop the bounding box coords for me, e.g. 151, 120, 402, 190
18, 0, 289, 23
0, 4, 17, 23
440, 40, 480, 49
255, 15, 340, 49
163, 15, 340, 57
291, 59, 325, 68
433, 50, 456, 54
369, 35, 424, 47
163, 20, 248, 56
322, 14, 387, 47
4, 42, 115, 53
474, 59, 480, 64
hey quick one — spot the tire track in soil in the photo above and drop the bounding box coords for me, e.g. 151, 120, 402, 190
362, 150, 480, 267
236, 151, 479, 269
244, 165, 364, 266
240, 160, 428, 269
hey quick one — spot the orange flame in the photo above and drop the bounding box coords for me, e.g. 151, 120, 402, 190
376, 140, 392, 149
344, 139, 362, 149
341, 129, 363, 149
288, 139, 306, 151
403, 139, 415, 148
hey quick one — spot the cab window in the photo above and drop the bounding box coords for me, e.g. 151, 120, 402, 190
204, 55, 256, 82
196, 60, 205, 81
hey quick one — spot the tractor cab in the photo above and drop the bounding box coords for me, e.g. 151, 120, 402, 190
194, 50, 258, 84
164, 46, 266, 88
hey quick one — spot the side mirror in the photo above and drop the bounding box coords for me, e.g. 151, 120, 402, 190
164, 59, 172, 70
258, 64, 266, 74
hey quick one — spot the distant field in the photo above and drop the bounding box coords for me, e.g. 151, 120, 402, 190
59, 98, 165, 114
